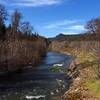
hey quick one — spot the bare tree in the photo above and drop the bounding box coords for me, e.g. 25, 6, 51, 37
19, 22, 33, 35
11, 10, 22, 39
0, 4, 7, 24
0, 4, 7, 40
85, 17, 100, 34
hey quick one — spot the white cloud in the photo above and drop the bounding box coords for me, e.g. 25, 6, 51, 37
41, 19, 85, 35
62, 32, 78, 35
64, 25, 85, 31
43, 20, 77, 29
1, 0, 62, 7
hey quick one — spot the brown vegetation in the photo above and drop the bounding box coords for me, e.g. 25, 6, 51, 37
50, 17, 100, 99
0, 4, 48, 73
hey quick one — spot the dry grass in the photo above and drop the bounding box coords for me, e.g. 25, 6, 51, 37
51, 40, 100, 100
0, 38, 47, 72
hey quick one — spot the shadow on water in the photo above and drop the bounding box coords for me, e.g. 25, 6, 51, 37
0, 52, 73, 100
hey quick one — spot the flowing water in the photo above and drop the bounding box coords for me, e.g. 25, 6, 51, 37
0, 52, 73, 100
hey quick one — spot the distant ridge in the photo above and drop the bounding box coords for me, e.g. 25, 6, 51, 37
48, 33, 100, 41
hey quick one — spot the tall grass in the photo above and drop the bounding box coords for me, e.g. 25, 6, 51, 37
0, 36, 47, 72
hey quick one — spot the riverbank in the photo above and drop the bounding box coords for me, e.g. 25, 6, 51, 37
58, 51, 100, 100
50, 41, 100, 100
0, 6, 48, 74
0, 37, 48, 74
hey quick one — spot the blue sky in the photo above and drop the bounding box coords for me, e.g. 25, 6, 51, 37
0, 0, 100, 37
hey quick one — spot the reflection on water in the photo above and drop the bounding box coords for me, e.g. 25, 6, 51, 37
0, 52, 73, 100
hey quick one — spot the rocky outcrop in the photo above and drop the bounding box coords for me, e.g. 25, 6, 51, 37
62, 60, 97, 100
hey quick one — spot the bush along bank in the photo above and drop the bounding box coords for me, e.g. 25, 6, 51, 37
50, 40, 100, 100
0, 5, 48, 74
0, 37, 48, 74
